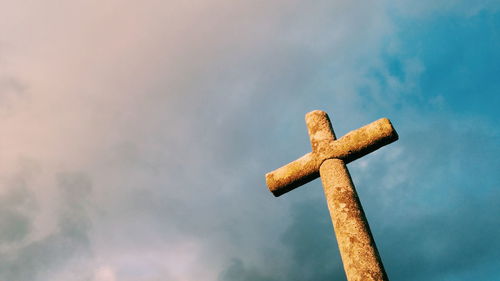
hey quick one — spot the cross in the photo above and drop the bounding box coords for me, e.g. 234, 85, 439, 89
265, 110, 398, 281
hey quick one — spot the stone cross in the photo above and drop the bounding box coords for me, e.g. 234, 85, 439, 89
265, 110, 398, 281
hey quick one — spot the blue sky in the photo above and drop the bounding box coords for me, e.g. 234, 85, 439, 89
0, 1, 499, 280
387, 9, 500, 119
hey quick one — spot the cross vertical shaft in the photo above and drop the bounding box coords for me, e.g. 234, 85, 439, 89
320, 159, 388, 281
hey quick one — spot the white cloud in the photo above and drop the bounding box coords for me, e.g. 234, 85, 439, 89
0, 0, 396, 279
4, 1, 497, 280
94, 266, 116, 281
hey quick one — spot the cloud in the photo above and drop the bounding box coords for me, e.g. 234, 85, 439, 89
0, 0, 498, 280
218, 198, 346, 281
218, 258, 279, 281
0, 170, 92, 281
348, 117, 500, 280
94, 266, 117, 281
217, 111, 500, 281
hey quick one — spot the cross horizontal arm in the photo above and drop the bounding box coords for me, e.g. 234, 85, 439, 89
266, 117, 398, 196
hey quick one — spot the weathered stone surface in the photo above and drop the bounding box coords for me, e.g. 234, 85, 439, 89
266, 110, 398, 196
320, 159, 388, 281
264, 110, 397, 281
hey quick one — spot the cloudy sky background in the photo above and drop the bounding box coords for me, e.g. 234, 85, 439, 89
0, 1, 499, 280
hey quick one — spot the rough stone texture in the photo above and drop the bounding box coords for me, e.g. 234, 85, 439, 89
264, 110, 397, 281
306, 110, 337, 153
320, 158, 389, 281
266, 110, 398, 196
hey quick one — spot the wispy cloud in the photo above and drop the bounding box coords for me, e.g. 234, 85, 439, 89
0, 1, 498, 280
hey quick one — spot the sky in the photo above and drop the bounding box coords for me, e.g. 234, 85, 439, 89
0, 1, 499, 280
